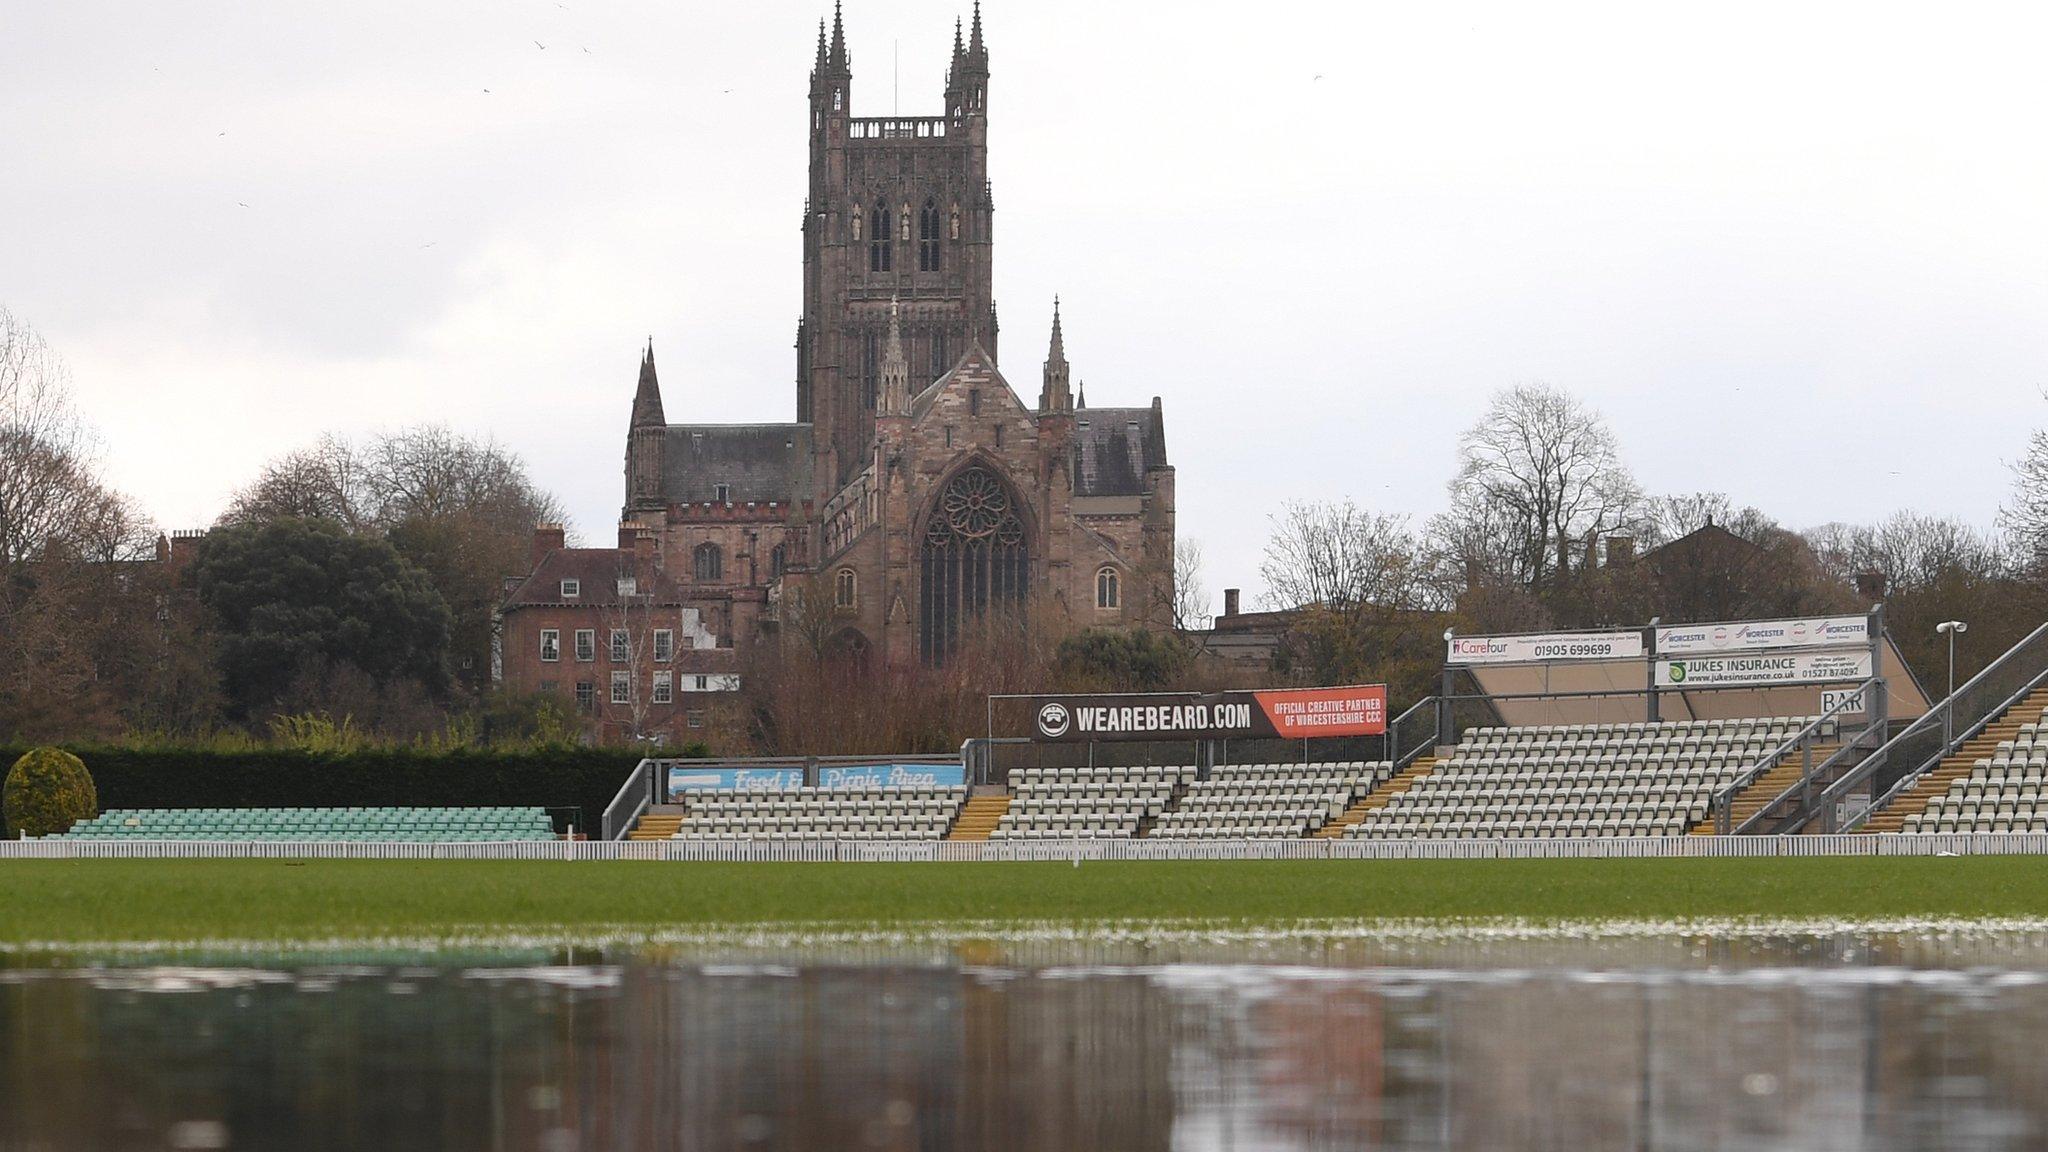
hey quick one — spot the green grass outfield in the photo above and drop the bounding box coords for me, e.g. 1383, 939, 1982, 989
2, 856, 2047, 943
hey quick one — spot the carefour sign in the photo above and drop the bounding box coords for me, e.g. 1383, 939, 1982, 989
1446, 631, 1645, 665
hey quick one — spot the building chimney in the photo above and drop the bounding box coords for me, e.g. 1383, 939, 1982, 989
1223, 588, 1240, 618
1605, 535, 1636, 565
1855, 570, 1887, 600
531, 523, 566, 568
633, 528, 658, 563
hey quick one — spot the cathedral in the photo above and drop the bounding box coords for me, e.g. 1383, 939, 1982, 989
506, 4, 1173, 722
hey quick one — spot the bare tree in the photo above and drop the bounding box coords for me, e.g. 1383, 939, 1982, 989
0, 307, 114, 567
1261, 500, 1431, 612
1643, 492, 1775, 547
1168, 538, 1210, 631
367, 425, 565, 532
2001, 413, 2048, 570
220, 434, 376, 531
1806, 511, 2006, 596
1430, 384, 1642, 592
1257, 500, 1444, 694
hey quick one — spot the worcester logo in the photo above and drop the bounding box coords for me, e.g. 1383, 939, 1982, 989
1036, 702, 1071, 738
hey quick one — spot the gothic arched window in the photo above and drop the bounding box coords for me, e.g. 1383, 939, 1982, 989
835, 567, 858, 609
919, 465, 1029, 664
770, 544, 787, 578
693, 542, 723, 582
1095, 566, 1121, 610
918, 200, 942, 271
868, 203, 892, 272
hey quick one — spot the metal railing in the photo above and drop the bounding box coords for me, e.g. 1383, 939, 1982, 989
601, 759, 655, 841
1700, 678, 1882, 834
1819, 620, 2048, 833
11, 833, 2048, 861
1386, 696, 1442, 769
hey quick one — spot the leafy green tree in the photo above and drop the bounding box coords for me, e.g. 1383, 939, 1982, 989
221, 425, 565, 694
3, 747, 97, 838
189, 518, 451, 720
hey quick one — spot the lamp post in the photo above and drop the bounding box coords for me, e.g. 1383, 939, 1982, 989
1936, 621, 1967, 742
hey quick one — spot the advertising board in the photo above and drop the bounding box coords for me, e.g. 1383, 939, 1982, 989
1654, 616, 1870, 655
1020, 685, 1388, 743
1657, 650, 1873, 689
665, 766, 804, 795
815, 763, 966, 788
1446, 631, 1645, 665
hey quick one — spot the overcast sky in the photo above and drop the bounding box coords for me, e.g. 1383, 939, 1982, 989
6, 0, 2047, 609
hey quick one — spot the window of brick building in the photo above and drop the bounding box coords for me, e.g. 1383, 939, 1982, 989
994, 425, 1004, 448
559, 579, 580, 599
686, 710, 706, 729
653, 630, 673, 662
836, 567, 858, 609
616, 576, 637, 597
610, 629, 629, 663
539, 680, 557, 695
770, 544, 787, 578
694, 542, 723, 581
714, 483, 730, 504
653, 671, 673, 704
540, 630, 560, 662
575, 681, 595, 711
1096, 566, 1121, 610
868, 203, 892, 272
918, 200, 941, 271
610, 670, 631, 705
574, 629, 595, 662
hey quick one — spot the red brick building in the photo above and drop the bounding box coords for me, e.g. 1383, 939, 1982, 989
499, 526, 740, 743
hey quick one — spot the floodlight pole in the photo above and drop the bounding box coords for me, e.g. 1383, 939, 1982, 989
1438, 629, 1457, 752
1937, 620, 1968, 743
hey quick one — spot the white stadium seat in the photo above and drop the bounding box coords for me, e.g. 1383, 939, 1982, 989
1345, 717, 1804, 840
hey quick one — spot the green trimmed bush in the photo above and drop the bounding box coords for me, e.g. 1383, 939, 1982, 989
4, 747, 99, 839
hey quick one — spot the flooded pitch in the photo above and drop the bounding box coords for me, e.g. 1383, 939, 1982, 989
2, 926, 2046, 1150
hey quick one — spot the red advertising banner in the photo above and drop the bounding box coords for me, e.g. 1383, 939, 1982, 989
1251, 685, 1388, 738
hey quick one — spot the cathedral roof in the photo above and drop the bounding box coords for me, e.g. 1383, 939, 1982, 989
662, 423, 813, 505
1071, 403, 1168, 497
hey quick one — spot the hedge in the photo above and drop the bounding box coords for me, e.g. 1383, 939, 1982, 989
0, 747, 678, 835
4, 748, 99, 839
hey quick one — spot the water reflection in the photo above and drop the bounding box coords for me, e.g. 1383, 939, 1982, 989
1, 935, 2045, 1150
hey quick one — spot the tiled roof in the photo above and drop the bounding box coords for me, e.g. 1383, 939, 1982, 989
662, 424, 812, 505
1071, 404, 1167, 497
501, 548, 687, 609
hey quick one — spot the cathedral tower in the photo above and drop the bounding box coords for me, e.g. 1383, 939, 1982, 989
799, 2, 997, 497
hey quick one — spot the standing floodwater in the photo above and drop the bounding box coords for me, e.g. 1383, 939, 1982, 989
1, 931, 2045, 1150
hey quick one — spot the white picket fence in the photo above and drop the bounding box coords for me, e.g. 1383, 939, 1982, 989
4, 834, 2048, 861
